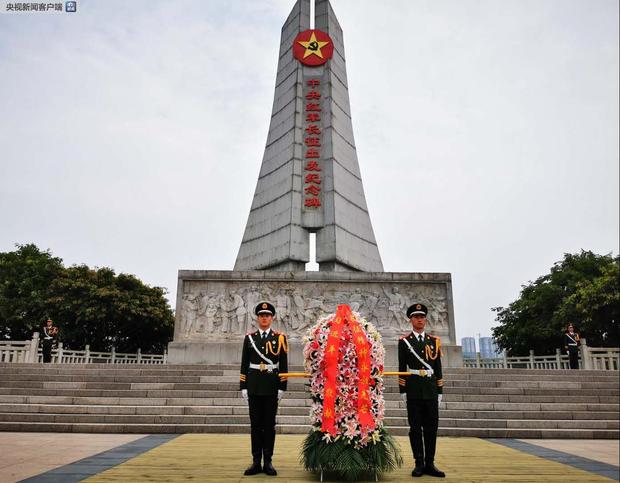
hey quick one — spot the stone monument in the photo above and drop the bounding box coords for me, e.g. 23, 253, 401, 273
168, 0, 460, 367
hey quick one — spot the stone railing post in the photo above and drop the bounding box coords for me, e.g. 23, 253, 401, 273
529, 350, 535, 369
163, 350, 168, 364
85, 344, 91, 364
555, 348, 562, 369
580, 338, 593, 370
111, 346, 116, 364
502, 350, 508, 369
137, 348, 142, 363
29, 332, 40, 363
56, 342, 64, 364
475, 352, 481, 368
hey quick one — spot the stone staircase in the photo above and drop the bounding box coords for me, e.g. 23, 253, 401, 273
0, 363, 617, 438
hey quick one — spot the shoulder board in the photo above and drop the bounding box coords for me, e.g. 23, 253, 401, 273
246, 331, 258, 336
272, 330, 280, 335
400, 333, 410, 340
428, 334, 440, 340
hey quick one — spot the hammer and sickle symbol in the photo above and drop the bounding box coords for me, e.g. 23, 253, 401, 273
309, 41, 319, 51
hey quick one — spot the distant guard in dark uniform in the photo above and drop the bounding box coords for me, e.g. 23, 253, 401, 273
41, 318, 58, 363
240, 301, 288, 476
399, 303, 445, 478
563, 323, 580, 369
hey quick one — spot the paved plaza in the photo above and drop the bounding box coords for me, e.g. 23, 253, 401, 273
0, 433, 617, 482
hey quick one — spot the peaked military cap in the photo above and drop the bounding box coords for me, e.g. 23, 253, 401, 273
255, 301, 276, 316
406, 303, 428, 318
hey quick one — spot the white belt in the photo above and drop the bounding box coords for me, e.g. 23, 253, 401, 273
409, 369, 434, 378
249, 362, 276, 372
568, 343, 578, 346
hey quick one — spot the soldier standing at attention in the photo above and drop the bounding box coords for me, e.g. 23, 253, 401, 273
399, 303, 445, 478
563, 323, 581, 369
41, 318, 58, 363
240, 302, 288, 476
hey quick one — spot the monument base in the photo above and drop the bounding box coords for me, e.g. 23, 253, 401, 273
168, 270, 458, 365
168, 340, 463, 367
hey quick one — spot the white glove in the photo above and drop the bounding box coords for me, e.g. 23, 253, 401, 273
400, 393, 407, 402
438, 394, 443, 405
241, 389, 248, 402
278, 389, 284, 401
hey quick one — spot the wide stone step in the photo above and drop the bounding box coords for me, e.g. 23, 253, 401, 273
1, 380, 616, 397
0, 394, 616, 412
445, 380, 619, 389
0, 421, 617, 439
0, 412, 616, 431
0, 395, 317, 407
1, 388, 616, 405
0, 403, 618, 422
1, 366, 617, 380
443, 401, 619, 411
445, 368, 618, 376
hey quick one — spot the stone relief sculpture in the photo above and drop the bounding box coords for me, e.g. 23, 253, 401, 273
181, 294, 199, 337
177, 281, 452, 343
230, 290, 246, 335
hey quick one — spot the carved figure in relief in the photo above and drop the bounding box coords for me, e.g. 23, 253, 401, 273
301, 297, 330, 330
195, 292, 210, 333
182, 294, 199, 337
275, 289, 291, 333
383, 286, 406, 330
244, 285, 261, 332
362, 291, 381, 327
350, 288, 363, 312
217, 293, 229, 333
230, 290, 247, 334
290, 289, 306, 330
430, 297, 449, 329
205, 292, 218, 332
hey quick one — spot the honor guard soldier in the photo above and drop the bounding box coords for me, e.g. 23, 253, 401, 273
399, 303, 445, 478
240, 301, 288, 476
41, 318, 58, 363
563, 323, 581, 369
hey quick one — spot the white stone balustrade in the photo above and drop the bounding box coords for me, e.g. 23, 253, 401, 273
464, 339, 619, 370
0, 332, 166, 364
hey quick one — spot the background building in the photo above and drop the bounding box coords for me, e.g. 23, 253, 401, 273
479, 337, 501, 358
461, 337, 476, 358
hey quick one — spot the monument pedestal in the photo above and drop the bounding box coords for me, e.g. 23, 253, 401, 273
168, 340, 463, 368
168, 270, 460, 366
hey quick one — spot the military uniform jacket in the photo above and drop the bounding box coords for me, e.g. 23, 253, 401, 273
564, 332, 580, 351
240, 330, 288, 396
398, 332, 443, 400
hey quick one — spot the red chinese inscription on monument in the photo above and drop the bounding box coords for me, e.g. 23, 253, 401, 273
302, 78, 323, 209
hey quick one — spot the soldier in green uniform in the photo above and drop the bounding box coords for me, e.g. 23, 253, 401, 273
398, 303, 445, 478
240, 301, 288, 476
563, 323, 581, 369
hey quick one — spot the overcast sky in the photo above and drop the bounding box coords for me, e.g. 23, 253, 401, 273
1, 0, 618, 342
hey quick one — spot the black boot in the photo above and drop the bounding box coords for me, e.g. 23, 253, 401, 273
244, 461, 262, 476
412, 459, 425, 477
263, 460, 278, 476
424, 462, 445, 478
409, 432, 425, 477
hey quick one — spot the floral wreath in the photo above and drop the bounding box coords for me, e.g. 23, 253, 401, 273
301, 304, 401, 479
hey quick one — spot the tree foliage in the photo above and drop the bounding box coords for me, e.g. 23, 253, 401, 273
0, 244, 174, 352
492, 251, 619, 355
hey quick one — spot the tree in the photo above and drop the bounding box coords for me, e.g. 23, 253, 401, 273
0, 244, 64, 340
492, 251, 619, 356
0, 244, 174, 352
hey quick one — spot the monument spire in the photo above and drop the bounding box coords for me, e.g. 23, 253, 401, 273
234, 0, 384, 272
